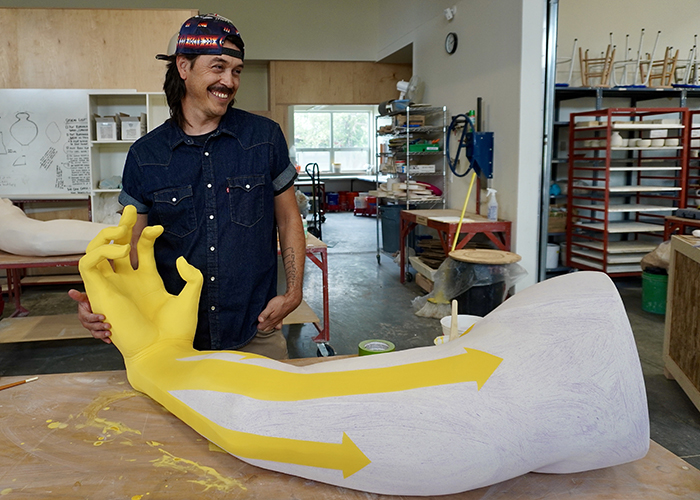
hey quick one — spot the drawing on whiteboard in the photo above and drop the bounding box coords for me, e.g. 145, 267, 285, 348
11, 112, 39, 146
46, 121, 62, 144
0, 89, 91, 196
0, 132, 6, 154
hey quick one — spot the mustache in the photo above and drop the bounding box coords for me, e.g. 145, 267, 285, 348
209, 85, 233, 95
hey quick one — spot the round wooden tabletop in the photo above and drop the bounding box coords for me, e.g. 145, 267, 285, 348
449, 249, 521, 264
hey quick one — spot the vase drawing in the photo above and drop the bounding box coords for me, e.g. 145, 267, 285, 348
11, 112, 39, 146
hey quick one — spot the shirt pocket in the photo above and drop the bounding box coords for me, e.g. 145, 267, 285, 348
227, 175, 264, 227
153, 186, 197, 237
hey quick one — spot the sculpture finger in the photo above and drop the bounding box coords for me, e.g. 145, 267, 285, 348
113, 205, 138, 246
135, 225, 164, 276
80, 244, 130, 277
86, 225, 129, 253
168, 256, 204, 342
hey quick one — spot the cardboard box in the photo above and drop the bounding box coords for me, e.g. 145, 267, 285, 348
396, 114, 426, 128
94, 115, 117, 141
121, 113, 146, 141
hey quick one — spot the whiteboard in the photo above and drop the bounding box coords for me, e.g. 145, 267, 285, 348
0, 89, 90, 198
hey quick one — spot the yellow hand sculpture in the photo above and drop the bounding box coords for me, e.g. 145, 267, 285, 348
78, 207, 649, 496
80, 205, 203, 361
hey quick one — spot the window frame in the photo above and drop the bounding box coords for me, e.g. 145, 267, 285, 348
291, 105, 377, 175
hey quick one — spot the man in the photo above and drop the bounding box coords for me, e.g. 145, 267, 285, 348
70, 13, 305, 359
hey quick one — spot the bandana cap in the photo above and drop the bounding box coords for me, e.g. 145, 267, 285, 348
156, 13, 244, 61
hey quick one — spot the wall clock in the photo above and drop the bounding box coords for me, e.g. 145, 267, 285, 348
445, 32, 458, 55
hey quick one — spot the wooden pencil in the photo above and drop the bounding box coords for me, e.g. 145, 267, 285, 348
0, 376, 38, 392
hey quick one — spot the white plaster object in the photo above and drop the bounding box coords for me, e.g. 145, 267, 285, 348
0, 198, 109, 256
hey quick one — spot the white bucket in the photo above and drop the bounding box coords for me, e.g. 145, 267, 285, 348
546, 243, 560, 269
439, 315, 482, 339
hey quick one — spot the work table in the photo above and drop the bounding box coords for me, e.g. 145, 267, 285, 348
0, 368, 698, 499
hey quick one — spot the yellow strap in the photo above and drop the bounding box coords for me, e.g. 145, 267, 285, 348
451, 171, 477, 252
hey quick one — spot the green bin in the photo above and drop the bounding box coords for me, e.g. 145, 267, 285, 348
641, 271, 668, 315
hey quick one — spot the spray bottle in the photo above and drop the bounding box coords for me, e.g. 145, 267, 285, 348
486, 188, 498, 221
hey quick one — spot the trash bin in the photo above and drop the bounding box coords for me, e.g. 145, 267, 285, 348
450, 249, 523, 316
642, 270, 668, 314
456, 278, 507, 316
379, 204, 402, 253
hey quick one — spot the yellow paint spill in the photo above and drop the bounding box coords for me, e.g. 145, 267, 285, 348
131, 495, 143, 500
98, 436, 105, 441
47, 421, 68, 429
104, 407, 110, 410
208, 442, 226, 453
1, 489, 11, 496
75, 390, 142, 436
150, 448, 246, 493
120, 440, 134, 446
146, 441, 163, 447
76, 415, 141, 436
45, 419, 52, 423
93, 441, 104, 447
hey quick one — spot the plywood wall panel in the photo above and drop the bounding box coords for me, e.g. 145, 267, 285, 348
271, 61, 411, 105
1, 8, 196, 91
0, 10, 20, 88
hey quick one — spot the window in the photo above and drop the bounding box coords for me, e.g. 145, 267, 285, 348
292, 105, 375, 174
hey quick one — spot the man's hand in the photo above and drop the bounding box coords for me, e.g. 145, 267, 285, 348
257, 294, 301, 332
68, 289, 112, 343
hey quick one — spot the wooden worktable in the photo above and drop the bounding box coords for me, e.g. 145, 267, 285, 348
0, 369, 698, 499
399, 209, 512, 284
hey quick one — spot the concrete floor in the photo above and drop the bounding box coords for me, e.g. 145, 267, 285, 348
1, 211, 699, 470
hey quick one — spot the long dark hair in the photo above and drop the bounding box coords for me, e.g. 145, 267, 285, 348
163, 55, 197, 130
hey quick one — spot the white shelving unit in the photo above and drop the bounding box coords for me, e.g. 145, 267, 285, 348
88, 92, 169, 223
566, 107, 688, 276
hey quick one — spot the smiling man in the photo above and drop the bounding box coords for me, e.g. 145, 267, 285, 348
69, 14, 304, 359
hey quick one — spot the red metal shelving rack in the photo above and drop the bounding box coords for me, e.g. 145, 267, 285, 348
566, 107, 688, 276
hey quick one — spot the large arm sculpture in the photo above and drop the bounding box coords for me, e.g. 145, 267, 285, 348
0, 198, 110, 256
79, 206, 649, 496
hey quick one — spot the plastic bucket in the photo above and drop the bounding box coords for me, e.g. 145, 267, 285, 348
546, 243, 560, 269
440, 315, 482, 338
642, 271, 668, 315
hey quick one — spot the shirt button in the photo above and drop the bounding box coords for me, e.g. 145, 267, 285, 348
211, 306, 216, 311
207, 183, 212, 188
210, 246, 215, 251
245, 184, 250, 189
210, 276, 215, 281
205, 152, 210, 156
209, 215, 214, 219
172, 197, 177, 202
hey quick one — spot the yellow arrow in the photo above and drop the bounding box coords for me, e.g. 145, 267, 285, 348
161, 347, 502, 402
157, 393, 371, 478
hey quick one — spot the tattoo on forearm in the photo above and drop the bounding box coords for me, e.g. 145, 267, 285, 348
281, 246, 297, 290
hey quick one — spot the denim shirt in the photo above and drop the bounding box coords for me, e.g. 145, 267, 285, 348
119, 107, 297, 350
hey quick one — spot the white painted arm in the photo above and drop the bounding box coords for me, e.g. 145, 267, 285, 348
0, 198, 109, 256
79, 207, 650, 496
